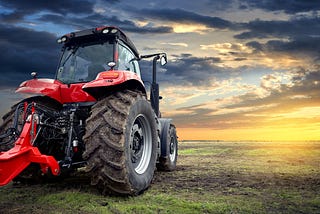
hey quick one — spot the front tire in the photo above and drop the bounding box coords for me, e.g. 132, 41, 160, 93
83, 90, 158, 195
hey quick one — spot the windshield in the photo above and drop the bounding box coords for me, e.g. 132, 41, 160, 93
56, 42, 114, 84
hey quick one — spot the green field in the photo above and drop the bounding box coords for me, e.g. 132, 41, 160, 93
0, 141, 319, 213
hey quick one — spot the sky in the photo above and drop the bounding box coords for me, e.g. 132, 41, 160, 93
0, 0, 319, 141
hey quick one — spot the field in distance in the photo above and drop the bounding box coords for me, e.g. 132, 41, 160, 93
0, 141, 319, 213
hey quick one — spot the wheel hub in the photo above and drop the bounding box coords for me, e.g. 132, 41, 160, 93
169, 137, 176, 162
131, 126, 144, 163
170, 140, 175, 154
129, 114, 152, 175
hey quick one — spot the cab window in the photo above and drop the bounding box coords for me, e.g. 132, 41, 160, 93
118, 41, 141, 77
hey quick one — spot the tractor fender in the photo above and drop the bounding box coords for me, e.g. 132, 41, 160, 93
158, 118, 173, 157
16, 78, 96, 104
82, 70, 146, 99
16, 78, 62, 102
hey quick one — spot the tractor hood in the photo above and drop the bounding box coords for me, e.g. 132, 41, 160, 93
16, 78, 96, 104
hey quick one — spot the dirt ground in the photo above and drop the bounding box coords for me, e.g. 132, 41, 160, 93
153, 141, 320, 213
156, 142, 320, 190
0, 141, 319, 213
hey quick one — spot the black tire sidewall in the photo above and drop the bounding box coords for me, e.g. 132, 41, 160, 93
167, 126, 178, 169
160, 125, 178, 171
124, 98, 157, 193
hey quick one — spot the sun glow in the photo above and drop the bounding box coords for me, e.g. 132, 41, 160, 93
175, 105, 320, 141
178, 125, 320, 141
172, 23, 209, 33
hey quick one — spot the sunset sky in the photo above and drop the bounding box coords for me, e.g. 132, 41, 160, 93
0, 0, 319, 141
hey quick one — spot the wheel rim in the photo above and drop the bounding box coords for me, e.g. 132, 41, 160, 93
169, 136, 177, 162
129, 114, 152, 175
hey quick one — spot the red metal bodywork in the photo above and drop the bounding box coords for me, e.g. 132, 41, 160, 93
0, 70, 144, 185
83, 70, 144, 92
15, 70, 145, 104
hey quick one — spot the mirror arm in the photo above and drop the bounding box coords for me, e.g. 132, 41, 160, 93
139, 52, 167, 117
152, 55, 160, 84
140, 52, 166, 60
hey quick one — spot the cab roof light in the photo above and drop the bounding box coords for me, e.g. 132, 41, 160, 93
110, 28, 118, 34
102, 28, 109, 34
57, 36, 68, 44
95, 26, 120, 35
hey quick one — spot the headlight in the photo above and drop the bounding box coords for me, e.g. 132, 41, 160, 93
110, 28, 118, 34
57, 36, 68, 44
102, 28, 109, 34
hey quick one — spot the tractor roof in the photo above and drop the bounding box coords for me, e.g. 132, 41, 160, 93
57, 26, 139, 57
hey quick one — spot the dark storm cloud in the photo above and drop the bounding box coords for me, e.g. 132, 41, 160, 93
0, 0, 172, 34
0, 24, 59, 87
205, 0, 234, 11
245, 36, 320, 60
165, 54, 223, 84
266, 37, 320, 54
38, 14, 173, 34
132, 8, 234, 30
140, 54, 224, 87
231, 6, 320, 62
0, 0, 94, 22
235, 17, 320, 40
0, 11, 24, 23
123, 25, 172, 34
241, 0, 320, 14
287, 68, 320, 98
170, 105, 216, 128
235, 17, 320, 61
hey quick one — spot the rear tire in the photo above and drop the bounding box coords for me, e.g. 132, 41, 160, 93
83, 90, 158, 195
157, 123, 178, 171
0, 105, 20, 152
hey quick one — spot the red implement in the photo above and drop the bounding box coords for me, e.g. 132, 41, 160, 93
0, 108, 60, 186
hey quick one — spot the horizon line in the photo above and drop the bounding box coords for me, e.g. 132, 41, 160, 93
179, 139, 320, 142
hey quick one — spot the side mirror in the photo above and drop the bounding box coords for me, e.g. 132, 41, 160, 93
31, 72, 38, 79
107, 61, 116, 70
160, 55, 167, 66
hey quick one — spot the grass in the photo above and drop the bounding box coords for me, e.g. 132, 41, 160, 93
0, 141, 319, 213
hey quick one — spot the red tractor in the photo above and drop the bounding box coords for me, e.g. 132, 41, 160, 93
0, 26, 178, 195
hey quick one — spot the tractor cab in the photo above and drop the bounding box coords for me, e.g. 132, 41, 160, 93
56, 27, 141, 84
